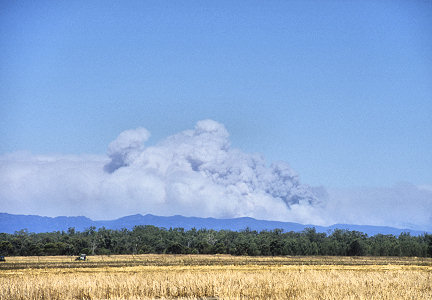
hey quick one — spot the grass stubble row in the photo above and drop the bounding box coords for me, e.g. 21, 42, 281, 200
1, 255, 431, 299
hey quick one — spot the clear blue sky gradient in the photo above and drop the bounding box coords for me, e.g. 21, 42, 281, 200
1, 0, 431, 187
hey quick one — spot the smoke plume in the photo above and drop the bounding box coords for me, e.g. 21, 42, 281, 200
0, 120, 431, 230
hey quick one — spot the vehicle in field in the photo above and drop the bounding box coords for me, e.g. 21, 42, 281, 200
75, 254, 86, 261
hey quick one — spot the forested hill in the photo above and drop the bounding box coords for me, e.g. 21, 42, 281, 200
0, 213, 428, 236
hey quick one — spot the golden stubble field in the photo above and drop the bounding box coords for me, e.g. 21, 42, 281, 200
1, 254, 431, 299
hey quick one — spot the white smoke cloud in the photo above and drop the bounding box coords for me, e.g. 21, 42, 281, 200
104, 127, 150, 173
0, 120, 431, 230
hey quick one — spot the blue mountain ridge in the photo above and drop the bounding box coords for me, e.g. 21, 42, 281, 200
0, 213, 429, 236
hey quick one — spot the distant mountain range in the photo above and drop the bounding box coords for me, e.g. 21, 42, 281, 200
0, 213, 429, 236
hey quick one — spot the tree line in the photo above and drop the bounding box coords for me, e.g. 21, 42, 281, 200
1, 226, 431, 257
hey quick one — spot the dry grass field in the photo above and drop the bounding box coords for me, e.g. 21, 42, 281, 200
1, 254, 431, 299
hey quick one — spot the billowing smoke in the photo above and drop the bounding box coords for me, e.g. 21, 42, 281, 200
105, 120, 317, 208
0, 120, 431, 230
104, 127, 150, 173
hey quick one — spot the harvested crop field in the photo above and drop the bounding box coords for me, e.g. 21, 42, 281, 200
1, 255, 431, 299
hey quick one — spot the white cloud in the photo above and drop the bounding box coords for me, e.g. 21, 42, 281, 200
0, 120, 431, 231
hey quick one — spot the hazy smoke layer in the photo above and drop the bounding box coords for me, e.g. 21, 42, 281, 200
325, 184, 432, 231
0, 120, 431, 230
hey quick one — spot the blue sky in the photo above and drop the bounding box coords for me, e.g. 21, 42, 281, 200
1, 0, 431, 188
